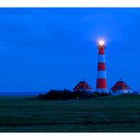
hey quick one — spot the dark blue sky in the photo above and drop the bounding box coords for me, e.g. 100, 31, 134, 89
0, 8, 139, 92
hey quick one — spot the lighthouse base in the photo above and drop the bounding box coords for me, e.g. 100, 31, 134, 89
96, 89, 108, 94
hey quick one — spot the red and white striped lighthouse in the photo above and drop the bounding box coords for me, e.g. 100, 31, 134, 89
96, 39, 108, 93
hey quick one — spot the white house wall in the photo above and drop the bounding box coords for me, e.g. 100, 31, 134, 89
111, 89, 133, 96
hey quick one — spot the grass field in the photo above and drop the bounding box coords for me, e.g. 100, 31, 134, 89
0, 96, 140, 132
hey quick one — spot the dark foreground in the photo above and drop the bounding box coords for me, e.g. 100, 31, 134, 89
0, 96, 140, 132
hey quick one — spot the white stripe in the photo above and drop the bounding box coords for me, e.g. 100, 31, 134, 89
96, 89, 108, 93
98, 55, 106, 63
97, 70, 107, 78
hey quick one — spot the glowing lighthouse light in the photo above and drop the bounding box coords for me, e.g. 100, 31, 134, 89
98, 39, 105, 47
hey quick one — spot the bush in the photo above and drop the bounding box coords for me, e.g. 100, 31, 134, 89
38, 89, 72, 100
37, 90, 97, 100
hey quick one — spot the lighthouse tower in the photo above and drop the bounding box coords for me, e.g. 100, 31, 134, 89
96, 39, 108, 93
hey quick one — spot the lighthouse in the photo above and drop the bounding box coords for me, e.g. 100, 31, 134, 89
96, 39, 108, 93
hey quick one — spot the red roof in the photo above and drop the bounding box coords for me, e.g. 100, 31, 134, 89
73, 81, 93, 91
111, 80, 131, 91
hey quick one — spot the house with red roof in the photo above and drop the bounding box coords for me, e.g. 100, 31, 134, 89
111, 79, 133, 95
73, 80, 93, 92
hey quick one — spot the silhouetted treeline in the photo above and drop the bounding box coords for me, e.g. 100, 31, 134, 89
37, 89, 109, 100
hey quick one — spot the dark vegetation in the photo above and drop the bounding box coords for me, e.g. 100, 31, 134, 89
37, 90, 139, 100
37, 89, 109, 100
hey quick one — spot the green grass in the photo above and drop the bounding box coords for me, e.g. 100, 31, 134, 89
0, 96, 140, 132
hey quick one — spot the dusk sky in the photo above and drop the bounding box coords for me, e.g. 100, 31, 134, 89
0, 8, 139, 93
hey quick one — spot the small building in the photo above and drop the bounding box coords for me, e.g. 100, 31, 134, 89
73, 80, 93, 92
111, 79, 133, 95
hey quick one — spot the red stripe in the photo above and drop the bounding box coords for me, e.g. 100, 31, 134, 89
98, 47, 105, 54
96, 79, 107, 88
97, 63, 106, 70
